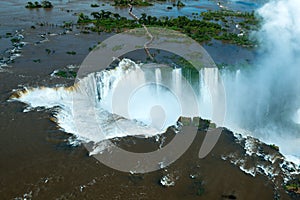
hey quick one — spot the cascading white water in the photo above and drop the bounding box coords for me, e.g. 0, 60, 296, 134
11, 59, 190, 146
172, 68, 182, 98
10, 0, 300, 164
155, 67, 162, 94
198, 68, 220, 121
10, 57, 219, 142
10, 55, 300, 164
220, 0, 300, 164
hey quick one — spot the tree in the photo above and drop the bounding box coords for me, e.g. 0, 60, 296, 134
91, 12, 101, 19
113, 13, 121, 20
41, 1, 53, 8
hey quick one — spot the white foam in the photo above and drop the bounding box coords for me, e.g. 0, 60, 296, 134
239, 165, 256, 177
160, 174, 176, 187
293, 108, 300, 124
11, 59, 199, 149
285, 155, 300, 167
10, 0, 300, 165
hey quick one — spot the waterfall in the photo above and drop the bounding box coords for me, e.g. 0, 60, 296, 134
198, 68, 221, 122
155, 67, 162, 94
10, 52, 300, 164
10, 59, 188, 145
172, 68, 182, 98
10, 0, 300, 164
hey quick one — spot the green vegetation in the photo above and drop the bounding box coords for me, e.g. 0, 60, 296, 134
198, 119, 210, 131
66, 51, 76, 55
200, 10, 261, 46
77, 9, 260, 47
10, 38, 21, 43
45, 48, 51, 54
113, 0, 153, 6
33, 59, 41, 63
55, 71, 67, 77
269, 144, 279, 151
285, 182, 300, 193
63, 21, 73, 31
91, 3, 100, 7
175, 56, 194, 69
201, 10, 261, 30
54, 70, 77, 78
25, 1, 53, 9
78, 11, 137, 32
77, 13, 92, 23
88, 41, 101, 51
176, 0, 185, 7
63, 21, 73, 28
89, 45, 97, 51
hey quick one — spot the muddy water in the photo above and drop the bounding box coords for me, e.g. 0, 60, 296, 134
0, 86, 285, 200
0, 0, 288, 199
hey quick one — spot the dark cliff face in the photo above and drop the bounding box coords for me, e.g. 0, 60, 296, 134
111, 117, 299, 200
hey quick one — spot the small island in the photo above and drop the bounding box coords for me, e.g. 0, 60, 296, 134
25, 1, 53, 9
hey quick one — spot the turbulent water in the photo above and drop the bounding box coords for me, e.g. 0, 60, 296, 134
222, 0, 300, 164
10, 0, 300, 164
11, 59, 201, 150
